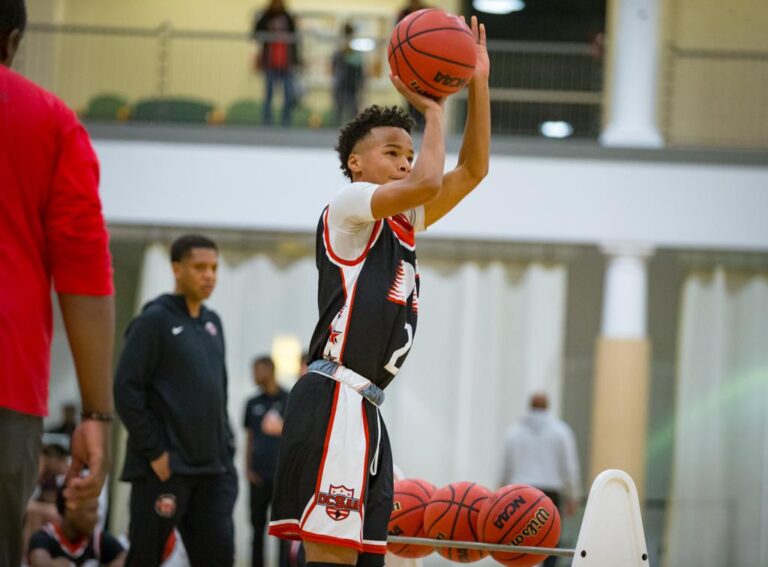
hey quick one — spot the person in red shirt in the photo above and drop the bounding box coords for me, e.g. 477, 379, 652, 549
0, 1, 115, 564
252, 0, 300, 126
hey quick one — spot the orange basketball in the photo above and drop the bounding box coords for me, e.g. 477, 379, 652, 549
424, 481, 491, 563
477, 485, 561, 567
388, 8, 477, 98
387, 478, 436, 558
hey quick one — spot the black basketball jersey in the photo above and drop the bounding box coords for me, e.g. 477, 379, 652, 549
308, 183, 423, 389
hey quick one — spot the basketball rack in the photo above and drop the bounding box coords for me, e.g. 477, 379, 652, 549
388, 469, 651, 566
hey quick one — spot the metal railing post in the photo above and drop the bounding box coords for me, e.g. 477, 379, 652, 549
157, 21, 171, 97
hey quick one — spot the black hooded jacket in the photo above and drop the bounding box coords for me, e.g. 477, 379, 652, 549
115, 294, 235, 480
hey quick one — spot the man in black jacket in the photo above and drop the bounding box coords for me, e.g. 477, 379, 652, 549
115, 234, 237, 567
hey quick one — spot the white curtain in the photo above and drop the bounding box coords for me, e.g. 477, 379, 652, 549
665, 268, 768, 567
383, 260, 568, 489
107, 243, 568, 565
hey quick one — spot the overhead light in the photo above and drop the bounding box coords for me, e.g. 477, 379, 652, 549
473, 0, 525, 14
539, 121, 574, 139
350, 38, 376, 52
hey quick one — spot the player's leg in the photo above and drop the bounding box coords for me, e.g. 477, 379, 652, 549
0, 408, 42, 567
356, 407, 393, 567
270, 375, 368, 566
250, 476, 274, 567
178, 469, 238, 567
124, 475, 191, 567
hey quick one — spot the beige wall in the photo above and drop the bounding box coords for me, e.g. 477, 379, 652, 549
664, 0, 768, 148
19, 0, 460, 116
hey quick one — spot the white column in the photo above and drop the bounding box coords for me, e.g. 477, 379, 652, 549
600, 243, 654, 338
600, 0, 664, 148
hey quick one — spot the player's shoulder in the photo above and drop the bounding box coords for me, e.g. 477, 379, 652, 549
328, 181, 378, 205
1, 66, 80, 134
28, 525, 57, 549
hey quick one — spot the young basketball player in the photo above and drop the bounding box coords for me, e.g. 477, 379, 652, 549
269, 16, 489, 567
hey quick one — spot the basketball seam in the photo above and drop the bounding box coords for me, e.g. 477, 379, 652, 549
395, 43, 456, 96
403, 31, 477, 70
481, 486, 528, 539
499, 495, 546, 543
396, 10, 467, 95
425, 483, 455, 539
451, 483, 473, 546
413, 482, 435, 500
466, 496, 487, 541
393, 27, 475, 54
389, 504, 427, 525
496, 518, 557, 562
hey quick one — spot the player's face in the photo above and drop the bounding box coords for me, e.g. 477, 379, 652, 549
348, 127, 414, 185
67, 499, 100, 535
173, 247, 218, 302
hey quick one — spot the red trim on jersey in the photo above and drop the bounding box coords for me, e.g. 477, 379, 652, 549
323, 208, 383, 266
387, 214, 415, 248
269, 521, 301, 540
51, 522, 89, 557
162, 530, 177, 562
362, 541, 388, 554
268, 523, 387, 555
357, 401, 371, 546
337, 273, 358, 364
299, 530, 365, 553
300, 382, 342, 531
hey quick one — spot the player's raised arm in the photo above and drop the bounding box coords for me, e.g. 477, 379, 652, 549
424, 15, 490, 228
366, 76, 447, 220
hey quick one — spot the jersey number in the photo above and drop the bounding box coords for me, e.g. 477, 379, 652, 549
384, 323, 413, 375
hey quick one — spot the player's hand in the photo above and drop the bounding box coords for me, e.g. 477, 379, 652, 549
464, 15, 489, 82
150, 451, 172, 482
390, 74, 446, 116
63, 419, 110, 506
261, 409, 284, 437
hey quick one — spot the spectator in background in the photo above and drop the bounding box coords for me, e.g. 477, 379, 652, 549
46, 402, 78, 438
253, 0, 300, 126
115, 234, 237, 567
244, 356, 289, 567
36, 444, 70, 505
22, 444, 69, 558
332, 22, 364, 126
28, 490, 125, 567
500, 392, 582, 567
396, 0, 427, 23
0, 1, 115, 564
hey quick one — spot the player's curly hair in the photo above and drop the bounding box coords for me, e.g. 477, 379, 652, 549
335, 105, 416, 181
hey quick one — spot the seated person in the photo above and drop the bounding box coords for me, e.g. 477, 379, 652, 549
23, 443, 70, 556
27, 490, 125, 567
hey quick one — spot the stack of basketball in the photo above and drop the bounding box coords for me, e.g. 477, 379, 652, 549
388, 479, 561, 566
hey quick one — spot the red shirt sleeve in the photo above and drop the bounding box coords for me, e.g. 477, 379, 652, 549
45, 104, 113, 295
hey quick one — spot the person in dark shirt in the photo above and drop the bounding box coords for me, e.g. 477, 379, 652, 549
253, 0, 300, 126
332, 22, 364, 126
28, 492, 125, 567
46, 403, 78, 439
244, 356, 289, 567
114, 234, 237, 567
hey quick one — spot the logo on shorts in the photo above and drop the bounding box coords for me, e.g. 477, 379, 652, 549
154, 494, 177, 518
317, 485, 360, 521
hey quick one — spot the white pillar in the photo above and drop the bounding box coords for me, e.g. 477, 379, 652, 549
590, 243, 654, 496
600, 243, 654, 339
600, 0, 664, 148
